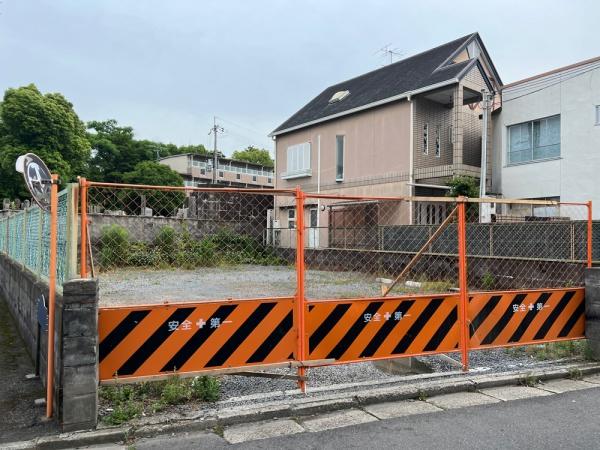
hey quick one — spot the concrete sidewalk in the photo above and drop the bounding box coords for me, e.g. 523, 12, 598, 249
0, 296, 57, 444
82, 378, 600, 449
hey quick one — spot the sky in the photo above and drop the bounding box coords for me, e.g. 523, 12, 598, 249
0, 0, 598, 157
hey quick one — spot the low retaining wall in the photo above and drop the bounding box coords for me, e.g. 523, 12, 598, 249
275, 247, 585, 290
0, 253, 99, 431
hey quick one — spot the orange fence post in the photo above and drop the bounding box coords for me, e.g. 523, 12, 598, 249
80, 178, 88, 278
457, 198, 469, 372
587, 201, 593, 268
295, 186, 307, 392
46, 174, 59, 418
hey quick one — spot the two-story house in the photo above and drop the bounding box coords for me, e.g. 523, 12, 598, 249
270, 33, 501, 247
492, 56, 600, 219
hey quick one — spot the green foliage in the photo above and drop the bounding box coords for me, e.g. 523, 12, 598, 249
122, 161, 185, 216
99, 375, 221, 424
481, 272, 495, 290
0, 84, 90, 198
190, 376, 220, 402
506, 340, 592, 361
98, 225, 284, 270
231, 146, 274, 167
446, 176, 479, 198
160, 376, 189, 405
103, 401, 143, 425
154, 226, 177, 264
100, 225, 130, 268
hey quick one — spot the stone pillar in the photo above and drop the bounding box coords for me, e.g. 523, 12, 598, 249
585, 268, 600, 360
58, 278, 99, 431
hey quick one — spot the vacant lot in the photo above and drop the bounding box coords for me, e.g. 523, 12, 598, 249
99, 265, 388, 305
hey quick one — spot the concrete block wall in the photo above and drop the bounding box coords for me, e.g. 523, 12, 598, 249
0, 253, 98, 431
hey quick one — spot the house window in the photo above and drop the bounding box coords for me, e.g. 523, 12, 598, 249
200, 168, 206, 175
236, 173, 241, 180
596, 105, 600, 125
508, 115, 560, 164
252, 175, 257, 182
336, 135, 344, 181
219, 171, 224, 178
268, 177, 272, 184
423, 124, 429, 154
288, 209, 296, 229
282, 142, 311, 179
435, 126, 441, 157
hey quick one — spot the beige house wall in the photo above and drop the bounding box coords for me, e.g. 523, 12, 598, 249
275, 100, 411, 192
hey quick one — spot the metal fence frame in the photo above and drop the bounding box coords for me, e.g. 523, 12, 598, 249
78, 180, 591, 391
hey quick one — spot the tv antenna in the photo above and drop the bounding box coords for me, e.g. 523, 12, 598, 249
374, 44, 403, 66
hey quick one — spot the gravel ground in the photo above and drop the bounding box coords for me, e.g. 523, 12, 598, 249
99, 265, 386, 305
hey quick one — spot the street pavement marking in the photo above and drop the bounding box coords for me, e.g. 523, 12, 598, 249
363, 400, 443, 420
300, 409, 378, 433
223, 418, 303, 444
427, 391, 501, 409
479, 385, 553, 401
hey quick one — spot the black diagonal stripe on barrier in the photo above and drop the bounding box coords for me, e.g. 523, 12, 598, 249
533, 291, 575, 340
508, 293, 551, 343
160, 305, 237, 372
309, 304, 351, 353
205, 303, 276, 368
480, 293, 527, 346
118, 307, 196, 376
558, 301, 584, 338
246, 311, 293, 364
470, 296, 501, 338
309, 305, 315, 312
423, 305, 458, 352
393, 298, 444, 354
99, 310, 150, 362
326, 302, 383, 360
359, 300, 415, 358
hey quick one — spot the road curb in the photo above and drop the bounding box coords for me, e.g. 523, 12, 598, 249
4, 362, 600, 449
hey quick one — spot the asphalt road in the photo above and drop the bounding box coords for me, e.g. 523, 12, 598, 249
131, 388, 600, 450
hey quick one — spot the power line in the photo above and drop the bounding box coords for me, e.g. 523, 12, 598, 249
503, 62, 600, 102
504, 61, 600, 93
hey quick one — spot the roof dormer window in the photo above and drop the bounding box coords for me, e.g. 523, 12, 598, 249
329, 90, 350, 104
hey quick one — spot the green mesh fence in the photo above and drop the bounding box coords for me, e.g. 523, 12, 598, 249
0, 185, 75, 287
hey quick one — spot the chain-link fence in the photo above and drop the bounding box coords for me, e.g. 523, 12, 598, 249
466, 200, 590, 291
85, 183, 298, 302
299, 195, 460, 299
0, 185, 76, 287
84, 184, 591, 304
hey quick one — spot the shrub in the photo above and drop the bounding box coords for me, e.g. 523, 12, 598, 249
160, 376, 189, 405
126, 242, 160, 267
190, 376, 220, 402
103, 400, 142, 425
99, 225, 130, 268
154, 226, 177, 264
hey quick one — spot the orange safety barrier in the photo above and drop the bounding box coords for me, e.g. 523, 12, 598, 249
98, 298, 295, 381
305, 294, 460, 363
468, 288, 585, 349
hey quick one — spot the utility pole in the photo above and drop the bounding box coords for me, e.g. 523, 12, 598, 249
479, 90, 492, 198
208, 117, 224, 185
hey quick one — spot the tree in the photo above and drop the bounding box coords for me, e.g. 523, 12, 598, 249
122, 161, 184, 187
122, 161, 185, 216
87, 120, 151, 182
446, 176, 479, 198
0, 84, 90, 198
231, 146, 273, 167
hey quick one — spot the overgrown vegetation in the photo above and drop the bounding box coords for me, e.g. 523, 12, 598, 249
506, 340, 594, 361
99, 225, 285, 270
100, 375, 220, 425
